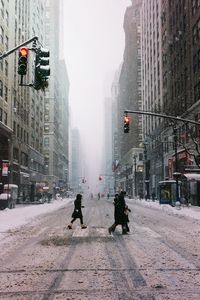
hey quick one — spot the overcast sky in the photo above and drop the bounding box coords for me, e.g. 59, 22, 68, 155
62, 0, 131, 191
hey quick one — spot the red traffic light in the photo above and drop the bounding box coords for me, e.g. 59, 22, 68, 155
18, 47, 29, 76
124, 116, 130, 124
19, 47, 29, 57
123, 116, 130, 133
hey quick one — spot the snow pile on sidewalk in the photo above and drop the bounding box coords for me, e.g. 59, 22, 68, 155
131, 198, 200, 220
0, 198, 72, 233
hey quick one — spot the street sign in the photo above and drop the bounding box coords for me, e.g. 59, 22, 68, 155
2, 162, 9, 176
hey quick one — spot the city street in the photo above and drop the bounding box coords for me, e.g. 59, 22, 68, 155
0, 197, 200, 299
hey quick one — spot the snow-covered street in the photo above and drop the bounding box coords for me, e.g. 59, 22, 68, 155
1, 197, 199, 234
0, 197, 200, 299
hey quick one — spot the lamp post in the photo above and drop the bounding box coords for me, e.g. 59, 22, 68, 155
133, 154, 137, 197
144, 141, 150, 200
173, 124, 181, 204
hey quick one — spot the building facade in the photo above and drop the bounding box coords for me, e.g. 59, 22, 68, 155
0, 0, 70, 200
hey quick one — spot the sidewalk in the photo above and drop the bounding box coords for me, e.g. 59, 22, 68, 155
127, 198, 200, 221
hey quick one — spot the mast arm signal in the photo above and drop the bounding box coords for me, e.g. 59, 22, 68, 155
124, 110, 200, 126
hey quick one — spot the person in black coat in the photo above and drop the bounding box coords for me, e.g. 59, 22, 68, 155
108, 191, 128, 234
67, 194, 87, 229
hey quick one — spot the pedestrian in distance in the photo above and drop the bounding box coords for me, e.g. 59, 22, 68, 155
151, 190, 156, 201
108, 191, 128, 235
67, 194, 87, 229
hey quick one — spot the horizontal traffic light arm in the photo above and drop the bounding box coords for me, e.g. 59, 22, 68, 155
0, 36, 38, 60
124, 110, 200, 126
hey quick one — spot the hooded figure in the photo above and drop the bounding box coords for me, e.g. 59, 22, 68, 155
108, 191, 128, 234
67, 194, 87, 229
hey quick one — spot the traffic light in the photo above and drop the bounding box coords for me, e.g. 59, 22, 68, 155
99, 176, 102, 181
124, 116, 130, 133
34, 47, 50, 91
18, 47, 29, 75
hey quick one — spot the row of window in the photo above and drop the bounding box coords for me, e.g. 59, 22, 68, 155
13, 121, 29, 144
192, 17, 200, 45
192, 0, 200, 16
0, 0, 9, 26
0, 26, 9, 50
193, 50, 200, 73
0, 80, 8, 100
13, 147, 43, 172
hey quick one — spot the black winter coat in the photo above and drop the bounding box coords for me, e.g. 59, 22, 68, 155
71, 198, 83, 219
114, 194, 126, 225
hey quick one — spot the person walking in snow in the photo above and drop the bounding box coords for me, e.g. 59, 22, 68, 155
67, 194, 87, 229
108, 191, 128, 235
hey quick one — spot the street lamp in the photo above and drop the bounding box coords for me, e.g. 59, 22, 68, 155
173, 124, 181, 203
133, 154, 137, 197
144, 141, 150, 200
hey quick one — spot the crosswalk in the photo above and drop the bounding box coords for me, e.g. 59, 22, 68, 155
72, 227, 111, 237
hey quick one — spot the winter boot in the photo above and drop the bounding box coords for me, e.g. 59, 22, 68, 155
122, 225, 128, 235
67, 224, 72, 229
81, 224, 87, 229
108, 224, 116, 234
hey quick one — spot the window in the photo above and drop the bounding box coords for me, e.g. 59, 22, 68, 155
0, 107, 2, 121
139, 153, 143, 161
4, 111, 7, 125
0, 80, 3, 97
5, 36, 8, 50
44, 124, 49, 132
0, 59, 3, 71
0, 0, 4, 18
13, 121, 16, 134
0, 26, 4, 44
17, 124, 19, 138
44, 137, 49, 146
4, 85, 7, 101
5, 61, 8, 76
5, 10, 8, 26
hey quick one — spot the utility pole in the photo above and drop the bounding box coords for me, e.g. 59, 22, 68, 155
173, 124, 181, 204
133, 155, 137, 197
143, 142, 150, 200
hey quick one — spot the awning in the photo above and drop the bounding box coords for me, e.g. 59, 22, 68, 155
183, 173, 200, 181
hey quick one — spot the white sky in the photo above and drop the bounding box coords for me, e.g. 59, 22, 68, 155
62, 0, 131, 190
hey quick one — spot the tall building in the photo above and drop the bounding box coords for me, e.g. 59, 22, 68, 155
160, 0, 200, 205
141, 0, 164, 194
43, 0, 69, 194
118, 0, 143, 159
0, 0, 46, 198
0, 0, 70, 200
116, 0, 143, 195
57, 60, 70, 189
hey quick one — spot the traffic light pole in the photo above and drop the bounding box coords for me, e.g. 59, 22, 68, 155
124, 109, 200, 203
124, 110, 200, 126
0, 36, 38, 60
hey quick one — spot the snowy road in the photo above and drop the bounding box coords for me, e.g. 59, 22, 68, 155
0, 197, 200, 299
